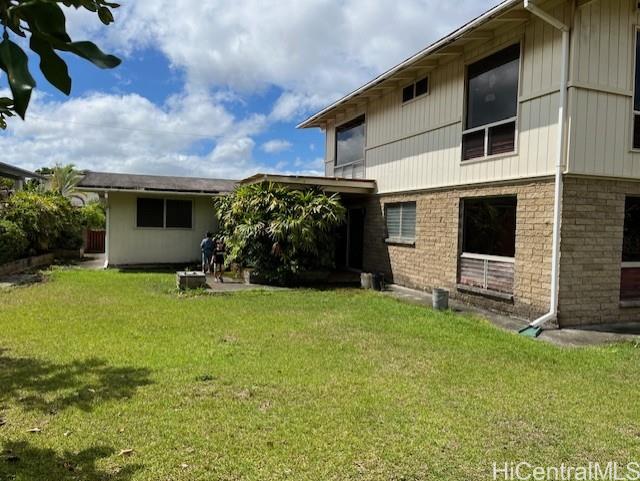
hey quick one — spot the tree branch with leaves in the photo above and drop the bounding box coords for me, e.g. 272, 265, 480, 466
0, 0, 121, 129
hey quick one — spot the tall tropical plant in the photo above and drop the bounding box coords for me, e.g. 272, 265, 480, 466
48, 163, 81, 197
213, 183, 346, 284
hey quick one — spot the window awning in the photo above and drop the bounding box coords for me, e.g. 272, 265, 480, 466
240, 174, 376, 195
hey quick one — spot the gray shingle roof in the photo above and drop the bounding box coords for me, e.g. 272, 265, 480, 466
0, 161, 43, 180
78, 171, 237, 195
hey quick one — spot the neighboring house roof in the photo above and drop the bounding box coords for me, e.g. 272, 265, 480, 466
0, 161, 44, 180
77, 171, 237, 195
297, 0, 523, 129
241, 173, 376, 194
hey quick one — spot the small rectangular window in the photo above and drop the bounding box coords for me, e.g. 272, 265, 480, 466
137, 198, 164, 228
386, 202, 416, 243
402, 77, 429, 104
402, 84, 415, 103
415, 77, 429, 97
166, 199, 193, 229
336, 115, 365, 166
633, 31, 640, 149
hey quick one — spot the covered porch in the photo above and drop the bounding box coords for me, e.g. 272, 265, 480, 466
240, 174, 376, 272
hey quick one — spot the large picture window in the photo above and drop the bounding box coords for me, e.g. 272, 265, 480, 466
137, 198, 193, 229
336, 115, 365, 167
621, 197, 640, 300
462, 44, 520, 161
459, 196, 517, 296
633, 30, 640, 150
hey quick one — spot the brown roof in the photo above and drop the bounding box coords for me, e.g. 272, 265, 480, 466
78, 171, 237, 195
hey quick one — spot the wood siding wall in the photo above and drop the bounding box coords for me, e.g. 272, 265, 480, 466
324, 1, 570, 194
567, 0, 640, 177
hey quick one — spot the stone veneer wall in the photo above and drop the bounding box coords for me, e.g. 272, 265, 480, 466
360, 179, 555, 320
559, 176, 640, 327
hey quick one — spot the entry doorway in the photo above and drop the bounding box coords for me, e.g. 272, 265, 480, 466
336, 208, 365, 271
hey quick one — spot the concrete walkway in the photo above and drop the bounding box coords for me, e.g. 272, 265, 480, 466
205, 274, 286, 293
385, 284, 640, 347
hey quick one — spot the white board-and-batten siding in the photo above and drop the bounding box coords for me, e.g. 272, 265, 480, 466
324, 1, 570, 194
568, 0, 640, 178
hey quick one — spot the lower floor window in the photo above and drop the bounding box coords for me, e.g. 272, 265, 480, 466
385, 202, 417, 243
621, 197, 640, 300
459, 196, 517, 295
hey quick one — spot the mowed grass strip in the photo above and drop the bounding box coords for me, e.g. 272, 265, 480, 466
0, 269, 639, 481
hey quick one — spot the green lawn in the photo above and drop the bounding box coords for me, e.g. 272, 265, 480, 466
1, 269, 639, 481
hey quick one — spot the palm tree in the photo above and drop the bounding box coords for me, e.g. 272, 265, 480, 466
48, 164, 82, 198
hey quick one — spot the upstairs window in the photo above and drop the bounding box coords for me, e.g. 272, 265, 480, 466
336, 115, 365, 166
402, 77, 430, 103
462, 44, 520, 161
633, 30, 640, 150
137, 198, 193, 229
385, 202, 417, 243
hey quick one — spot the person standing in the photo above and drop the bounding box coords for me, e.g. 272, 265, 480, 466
213, 237, 226, 283
200, 232, 214, 274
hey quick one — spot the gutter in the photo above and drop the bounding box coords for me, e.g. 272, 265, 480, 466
520, 0, 570, 337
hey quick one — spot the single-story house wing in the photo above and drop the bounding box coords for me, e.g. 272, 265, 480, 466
77, 171, 236, 268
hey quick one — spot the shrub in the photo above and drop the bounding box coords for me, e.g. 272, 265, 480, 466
1, 191, 83, 252
0, 220, 28, 264
213, 183, 346, 285
80, 201, 106, 230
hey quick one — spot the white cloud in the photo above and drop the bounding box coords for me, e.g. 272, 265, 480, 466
0, 90, 270, 179
261, 139, 293, 154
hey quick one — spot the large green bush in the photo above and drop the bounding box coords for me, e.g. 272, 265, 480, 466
214, 183, 346, 285
80, 201, 107, 230
1, 191, 83, 252
0, 220, 28, 264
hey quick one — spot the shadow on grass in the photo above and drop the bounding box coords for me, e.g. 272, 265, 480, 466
1, 441, 142, 481
0, 349, 152, 413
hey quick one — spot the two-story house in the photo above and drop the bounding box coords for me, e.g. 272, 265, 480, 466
295, 0, 640, 329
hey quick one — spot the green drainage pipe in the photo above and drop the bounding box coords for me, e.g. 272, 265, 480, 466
519, 325, 542, 339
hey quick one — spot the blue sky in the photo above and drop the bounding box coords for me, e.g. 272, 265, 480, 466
0, 0, 497, 180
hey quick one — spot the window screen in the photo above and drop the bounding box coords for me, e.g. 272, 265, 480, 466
415, 77, 429, 97
166, 199, 193, 229
466, 44, 520, 130
336, 115, 365, 166
386, 202, 417, 242
462, 197, 517, 257
137, 198, 164, 228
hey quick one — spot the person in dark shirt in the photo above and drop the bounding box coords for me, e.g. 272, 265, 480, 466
200, 232, 214, 274
213, 237, 226, 283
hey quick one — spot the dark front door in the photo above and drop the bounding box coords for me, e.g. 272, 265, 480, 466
347, 208, 365, 270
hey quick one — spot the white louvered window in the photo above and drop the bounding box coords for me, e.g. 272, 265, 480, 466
385, 202, 416, 244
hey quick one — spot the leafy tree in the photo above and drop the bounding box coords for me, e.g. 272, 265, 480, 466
0, 0, 121, 129
214, 183, 346, 285
80, 200, 106, 229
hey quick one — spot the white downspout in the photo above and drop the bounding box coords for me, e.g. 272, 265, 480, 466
523, 0, 570, 330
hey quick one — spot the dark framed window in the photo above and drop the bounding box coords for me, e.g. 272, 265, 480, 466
402, 77, 429, 103
385, 202, 417, 242
336, 115, 365, 166
137, 198, 164, 228
633, 30, 640, 149
166, 199, 193, 229
462, 44, 520, 161
462, 196, 517, 258
623, 197, 640, 262
136, 198, 193, 229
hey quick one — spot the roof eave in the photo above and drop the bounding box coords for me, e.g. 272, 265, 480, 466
297, 0, 522, 129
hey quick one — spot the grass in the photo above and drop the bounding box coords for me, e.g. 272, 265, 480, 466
0, 269, 639, 481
